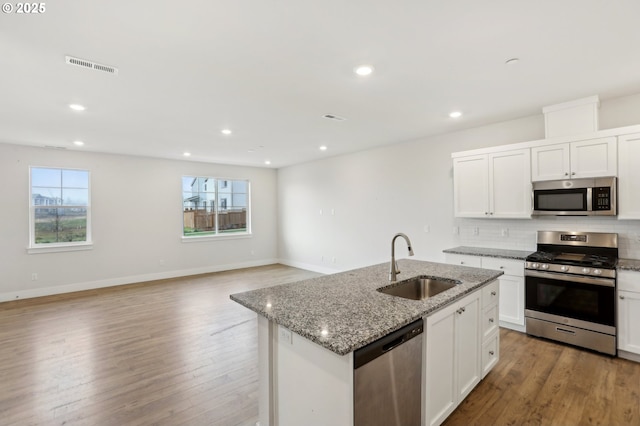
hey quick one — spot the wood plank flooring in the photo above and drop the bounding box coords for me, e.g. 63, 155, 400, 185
0, 264, 320, 426
1, 265, 639, 425
444, 328, 640, 426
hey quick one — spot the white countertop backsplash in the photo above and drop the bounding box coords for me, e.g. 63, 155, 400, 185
452, 217, 640, 259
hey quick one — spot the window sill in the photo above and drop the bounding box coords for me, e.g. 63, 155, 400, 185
27, 242, 94, 254
181, 233, 253, 243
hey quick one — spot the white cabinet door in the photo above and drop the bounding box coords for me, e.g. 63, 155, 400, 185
531, 137, 617, 181
453, 155, 489, 217
453, 149, 531, 218
531, 143, 570, 181
498, 275, 525, 326
618, 290, 640, 355
618, 133, 640, 219
444, 253, 482, 268
424, 300, 457, 426
456, 293, 481, 401
570, 137, 617, 178
424, 291, 481, 426
489, 149, 532, 218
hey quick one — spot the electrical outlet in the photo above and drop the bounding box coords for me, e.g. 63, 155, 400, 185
31, 273, 38, 281
473, 227, 480, 236
332, 257, 336, 263
279, 326, 293, 345
501, 228, 509, 237
453, 226, 459, 235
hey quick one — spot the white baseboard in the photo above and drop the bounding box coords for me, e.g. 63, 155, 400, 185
618, 349, 640, 363
0, 258, 279, 303
277, 258, 339, 275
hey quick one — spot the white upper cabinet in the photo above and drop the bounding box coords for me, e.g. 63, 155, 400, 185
531, 137, 617, 181
618, 133, 640, 219
453, 149, 531, 218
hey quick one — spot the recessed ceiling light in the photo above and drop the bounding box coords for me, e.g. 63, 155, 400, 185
505, 58, 520, 65
183, 152, 191, 157
69, 104, 86, 111
354, 65, 374, 76
73, 140, 84, 146
319, 145, 328, 151
449, 111, 463, 118
264, 160, 271, 165
221, 129, 232, 135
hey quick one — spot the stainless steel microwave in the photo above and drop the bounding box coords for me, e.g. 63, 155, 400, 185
532, 177, 617, 216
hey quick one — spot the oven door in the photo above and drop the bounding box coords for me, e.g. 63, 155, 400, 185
525, 270, 615, 333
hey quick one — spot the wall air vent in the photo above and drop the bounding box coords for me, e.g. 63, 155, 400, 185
323, 114, 346, 121
65, 56, 118, 75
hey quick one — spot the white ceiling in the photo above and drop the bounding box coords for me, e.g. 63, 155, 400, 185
2, 1, 640, 168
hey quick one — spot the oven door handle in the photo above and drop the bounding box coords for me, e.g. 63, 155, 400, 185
525, 270, 615, 287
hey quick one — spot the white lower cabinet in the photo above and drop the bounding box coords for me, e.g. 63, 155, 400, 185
618, 270, 640, 361
445, 253, 525, 332
424, 291, 481, 426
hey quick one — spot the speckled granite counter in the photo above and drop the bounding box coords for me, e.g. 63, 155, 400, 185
230, 259, 502, 355
618, 258, 640, 272
443, 246, 533, 260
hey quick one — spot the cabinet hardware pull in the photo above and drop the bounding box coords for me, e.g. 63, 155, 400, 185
571, 172, 576, 176
499, 266, 504, 269
620, 295, 625, 300
489, 351, 495, 356
491, 291, 497, 296
460, 261, 465, 265
461, 307, 466, 312
564, 172, 569, 176
489, 318, 494, 323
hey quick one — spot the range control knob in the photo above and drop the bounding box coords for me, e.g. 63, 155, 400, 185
560, 265, 569, 272
593, 269, 602, 276
540, 264, 549, 270
532, 263, 540, 269
582, 267, 591, 274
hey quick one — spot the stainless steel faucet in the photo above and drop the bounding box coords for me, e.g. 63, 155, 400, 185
389, 233, 414, 281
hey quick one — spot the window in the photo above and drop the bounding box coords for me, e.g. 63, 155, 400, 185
30, 167, 91, 247
182, 176, 249, 237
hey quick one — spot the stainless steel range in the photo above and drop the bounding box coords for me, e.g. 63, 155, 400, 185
525, 231, 618, 355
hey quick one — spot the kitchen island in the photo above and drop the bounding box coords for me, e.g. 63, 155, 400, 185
231, 259, 503, 426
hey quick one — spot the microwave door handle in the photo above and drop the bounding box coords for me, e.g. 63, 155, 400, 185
586, 187, 593, 212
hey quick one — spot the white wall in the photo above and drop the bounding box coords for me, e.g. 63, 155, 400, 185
277, 94, 640, 273
0, 143, 278, 301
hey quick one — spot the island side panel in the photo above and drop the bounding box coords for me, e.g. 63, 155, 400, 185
275, 324, 353, 426
258, 315, 275, 426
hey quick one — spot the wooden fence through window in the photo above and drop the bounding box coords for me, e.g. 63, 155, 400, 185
183, 208, 247, 232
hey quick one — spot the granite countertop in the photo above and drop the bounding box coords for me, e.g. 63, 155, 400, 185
230, 259, 502, 356
618, 258, 640, 272
443, 246, 533, 260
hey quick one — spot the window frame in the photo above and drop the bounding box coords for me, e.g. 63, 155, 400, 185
28, 166, 93, 254
181, 176, 251, 242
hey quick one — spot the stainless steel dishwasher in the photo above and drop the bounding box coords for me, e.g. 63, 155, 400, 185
354, 318, 423, 426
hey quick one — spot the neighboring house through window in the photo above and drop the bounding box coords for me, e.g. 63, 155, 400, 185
30, 167, 91, 248
182, 176, 249, 237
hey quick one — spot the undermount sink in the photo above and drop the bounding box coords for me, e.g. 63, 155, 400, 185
378, 276, 461, 300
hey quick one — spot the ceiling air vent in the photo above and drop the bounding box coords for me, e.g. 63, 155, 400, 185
65, 55, 118, 75
323, 114, 346, 121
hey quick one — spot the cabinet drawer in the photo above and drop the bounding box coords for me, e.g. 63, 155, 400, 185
482, 280, 499, 309
618, 270, 640, 293
482, 304, 499, 340
481, 257, 525, 277
445, 253, 482, 268
481, 335, 499, 378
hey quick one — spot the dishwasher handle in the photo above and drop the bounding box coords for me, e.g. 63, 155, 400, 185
354, 319, 423, 369
382, 335, 406, 353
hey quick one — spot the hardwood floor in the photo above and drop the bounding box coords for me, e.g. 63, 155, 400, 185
0, 264, 320, 426
444, 328, 640, 426
2, 266, 639, 426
